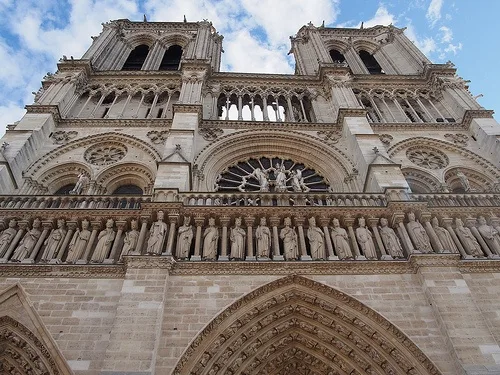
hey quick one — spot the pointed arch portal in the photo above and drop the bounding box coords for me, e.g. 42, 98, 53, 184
173, 276, 441, 375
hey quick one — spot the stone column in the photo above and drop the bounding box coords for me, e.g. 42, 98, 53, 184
319, 217, 337, 260
55, 222, 77, 263
442, 217, 469, 259
191, 216, 204, 261
135, 216, 149, 255
245, 216, 255, 261
344, 216, 361, 259
295, 217, 311, 261
219, 216, 230, 261
78, 221, 100, 264
368, 217, 391, 260
164, 213, 179, 256
466, 218, 496, 258
421, 212, 443, 253
393, 213, 416, 256
23, 222, 51, 264
270, 216, 283, 261
0, 221, 27, 263
105, 221, 126, 263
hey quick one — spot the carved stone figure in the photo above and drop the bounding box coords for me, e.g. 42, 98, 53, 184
455, 218, 483, 257
379, 218, 404, 258
253, 168, 269, 192
406, 211, 433, 253
330, 218, 353, 260
147, 210, 167, 255
203, 217, 219, 261
176, 216, 193, 260
230, 217, 246, 260
121, 220, 139, 259
66, 220, 91, 263
70, 172, 89, 195
356, 217, 377, 259
456, 170, 471, 192
274, 163, 287, 192
307, 217, 326, 260
91, 219, 115, 263
477, 216, 500, 255
431, 217, 458, 253
40, 219, 67, 262
0, 219, 17, 258
11, 219, 41, 262
291, 169, 309, 192
255, 217, 271, 258
280, 217, 298, 260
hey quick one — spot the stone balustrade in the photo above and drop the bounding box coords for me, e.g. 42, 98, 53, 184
0, 195, 148, 210
411, 193, 500, 207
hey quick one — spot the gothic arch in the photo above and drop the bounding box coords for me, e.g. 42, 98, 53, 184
444, 166, 495, 192
123, 32, 157, 48
324, 39, 349, 54
94, 162, 156, 194
388, 137, 500, 182
25, 132, 161, 179
352, 39, 380, 55
38, 162, 92, 194
194, 130, 356, 192
402, 167, 441, 193
173, 275, 442, 375
158, 33, 191, 49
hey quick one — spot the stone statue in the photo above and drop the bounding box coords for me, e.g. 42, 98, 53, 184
274, 163, 287, 192
203, 217, 219, 261
176, 216, 193, 260
455, 218, 483, 257
40, 219, 67, 262
70, 172, 89, 195
41, 221, 63, 260
0, 219, 17, 258
379, 217, 404, 258
406, 211, 433, 253
431, 217, 458, 253
291, 169, 309, 192
120, 220, 139, 259
91, 219, 115, 263
255, 217, 271, 258
11, 219, 41, 262
280, 217, 298, 260
456, 170, 471, 192
253, 168, 269, 192
477, 216, 500, 255
355, 217, 377, 259
147, 210, 167, 255
230, 217, 246, 260
66, 220, 91, 263
330, 218, 352, 260
307, 217, 326, 260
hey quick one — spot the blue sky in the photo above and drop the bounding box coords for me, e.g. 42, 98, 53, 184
0, 0, 498, 137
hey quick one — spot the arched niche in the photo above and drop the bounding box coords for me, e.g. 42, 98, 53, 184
95, 162, 155, 195
194, 130, 356, 192
402, 167, 442, 193
122, 44, 150, 70
444, 167, 495, 193
160, 44, 183, 70
36, 162, 92, 195
173, 275, 442, 375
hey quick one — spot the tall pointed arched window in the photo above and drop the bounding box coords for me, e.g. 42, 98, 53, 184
329, 49, 346, 64
122, 44, 149, 70
159, 45, 183, 70
359, 50, 384, 74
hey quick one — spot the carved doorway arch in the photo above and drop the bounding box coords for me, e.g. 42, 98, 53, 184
173, 275, 442, 375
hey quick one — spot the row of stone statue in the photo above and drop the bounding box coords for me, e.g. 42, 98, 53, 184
0, 211, 499, 263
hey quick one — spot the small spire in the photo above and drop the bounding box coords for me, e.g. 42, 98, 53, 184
321, 20, 325, 27
360, 22, 364, 29
183, 15, 187, 22
143, 14, 147, 22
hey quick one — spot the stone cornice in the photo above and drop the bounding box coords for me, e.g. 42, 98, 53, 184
56, 59, 92, 75
461, 109, 495, 129
371, 121, 464, 131
337, 108, 367, 124
24, 105, 61, 122
200, 119, 340, 131
59, 118, 173, 128
1, 254, 500, 278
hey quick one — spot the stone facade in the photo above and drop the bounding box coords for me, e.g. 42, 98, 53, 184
1, 18, 500, 375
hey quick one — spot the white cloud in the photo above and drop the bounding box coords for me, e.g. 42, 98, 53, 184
439, 25, 452, 43
403, 24, 437, 56
363, 5, 396, 27
426, 0, 444, 26
0, 103, 26, 138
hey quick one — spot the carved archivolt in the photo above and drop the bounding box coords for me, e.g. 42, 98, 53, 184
193, 130, 357, 192
444, 167, 495, 192
402, 168, 442, 193
173, 275, 442, 375
95, 162, 156, 194
37, 162, 92, 194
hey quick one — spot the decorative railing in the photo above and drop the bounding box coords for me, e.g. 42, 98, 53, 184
0, 192, 500, 266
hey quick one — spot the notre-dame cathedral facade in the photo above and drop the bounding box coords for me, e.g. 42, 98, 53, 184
1, 18, 500, 375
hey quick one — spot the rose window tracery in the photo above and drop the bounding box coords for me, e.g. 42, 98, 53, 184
84, 143, 127, 166
406, 148, 448, 170
215, 157, 330, 192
